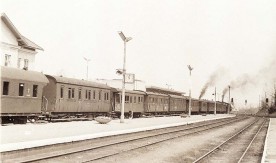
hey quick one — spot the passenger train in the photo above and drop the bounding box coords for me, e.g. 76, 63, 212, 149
1, 66, 229, 124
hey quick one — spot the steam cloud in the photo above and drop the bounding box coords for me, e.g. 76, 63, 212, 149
221, 57, 276, 102
199, 68, 226, 99
222, 74, 253, 101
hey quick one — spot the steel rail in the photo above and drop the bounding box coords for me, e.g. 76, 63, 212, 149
237, 119, 267, 163
81, 117, 246, 163
7, 116, 244, 163
192, 118, 262, 163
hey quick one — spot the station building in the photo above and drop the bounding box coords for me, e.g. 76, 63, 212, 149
1, 13, 43, 70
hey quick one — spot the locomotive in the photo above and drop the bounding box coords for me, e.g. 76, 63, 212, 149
1, 66, 229, 124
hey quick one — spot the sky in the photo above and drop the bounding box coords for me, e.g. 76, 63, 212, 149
1, 0, 276, 108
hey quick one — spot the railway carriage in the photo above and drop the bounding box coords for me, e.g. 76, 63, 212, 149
191, 98, 200, 114
42, 75, 112, 118
113, 89, 145, 117
1, 66, 49, 124
207, 101, 215, 113
169, 95, 188, 114
200, 100, 208, 113
144, 92, 169, 114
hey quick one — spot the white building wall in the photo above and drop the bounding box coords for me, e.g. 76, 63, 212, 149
1, 20, 18, 45
0, 18, 37, 70
96, 79, 146, 91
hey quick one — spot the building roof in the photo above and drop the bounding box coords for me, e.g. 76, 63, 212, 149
146, 86, 185, 96
169, 94, 188, 99
146, 92, 169, 97
46, 75, 111, 89
1, 13, 43, 51
113, 88, 146, 95
1, 66, 49, 84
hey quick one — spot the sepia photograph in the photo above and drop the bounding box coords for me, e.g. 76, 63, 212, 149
1, 0, 276, 162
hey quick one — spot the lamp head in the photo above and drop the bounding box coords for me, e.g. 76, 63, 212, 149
116, 69, 123, 75
118, 31, 132, 42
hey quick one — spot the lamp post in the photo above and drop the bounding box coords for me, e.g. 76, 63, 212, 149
213, 87, 217, 115
187, 65, 193, 117
83, 57, 90, 80
118, 31, 132, 123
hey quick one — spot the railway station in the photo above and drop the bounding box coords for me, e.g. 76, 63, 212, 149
1, 1, 276, 162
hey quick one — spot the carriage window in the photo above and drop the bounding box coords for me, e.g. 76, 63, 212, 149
130, 96, 132, 103
141, 97, 143, 103
60, 86, 64, 98
33, 85, 38, 97
85, 90, 88, 99
88, 90, 91, 100
99, 90, 102, 100
125, 95, 130, 103
134, 96, 136, 103
78, 88, 82, 100
68, 88, 72, 99
93, 90, 96, 99
106, 92, 109, 101
104, 92, 109, 101
3, 81, 9, 95
71, 88, 75, 99
138, 97, 141, 103
116, 94, 120, 103
19, 83, 24, 96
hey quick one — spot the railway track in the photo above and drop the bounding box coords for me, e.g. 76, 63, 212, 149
193, 117, 269, 163
1, 116, 246, 163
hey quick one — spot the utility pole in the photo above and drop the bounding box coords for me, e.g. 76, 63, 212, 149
214, 87, 217, 115
187, 65, 193, 117
83, 57, 90, 80
228, 85, 231, 114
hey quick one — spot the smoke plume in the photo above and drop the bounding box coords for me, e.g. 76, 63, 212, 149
199, 68, 226, 99
222, 74, 254, 101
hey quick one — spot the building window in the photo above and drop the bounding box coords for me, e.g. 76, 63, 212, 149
2, 81, 9, 95
93, 90, 96, 99
5, 54, 11, 66
33, 85, 38, 97
60, 86, 64, 98
24, 59, 29, 69
19, 83, 24, 96
78, 88, 82, 100
17, 58, 21, 68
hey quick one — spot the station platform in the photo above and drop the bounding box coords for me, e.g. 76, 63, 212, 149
0, 114, 234, 152
262, 118, 276, 163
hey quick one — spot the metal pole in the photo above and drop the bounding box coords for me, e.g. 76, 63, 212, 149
214, 87, 217, 115
120, 41, 126, 123
228, 86, 230, 114
187, 65, 193, 117
86, 61, 89, 80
